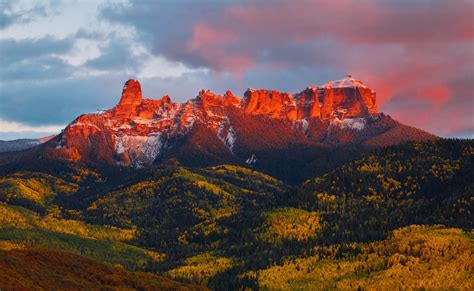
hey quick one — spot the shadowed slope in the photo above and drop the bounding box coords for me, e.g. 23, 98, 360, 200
0, 248, 206, 290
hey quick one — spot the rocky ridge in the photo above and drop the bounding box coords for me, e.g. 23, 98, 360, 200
52, 76, 432, 167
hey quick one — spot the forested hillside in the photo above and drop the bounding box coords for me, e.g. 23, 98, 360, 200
0, 139, 472, 289
296, 139, 473, 243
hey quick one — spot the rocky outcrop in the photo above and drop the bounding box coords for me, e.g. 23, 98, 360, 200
295, 87, 320, 120
55, 76, 393, 167
241, 76, 376, 121
113, 79, 142, 119
319, 76, 377, 119
242, 89, 297, 120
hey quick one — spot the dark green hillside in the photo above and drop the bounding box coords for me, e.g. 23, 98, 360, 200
0, 139, 472, 289
85, 164, 289, 256
0, 172, 78, 213
295, 139, 473, 244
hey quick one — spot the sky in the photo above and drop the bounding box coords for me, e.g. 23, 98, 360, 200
0, 0, 473, 140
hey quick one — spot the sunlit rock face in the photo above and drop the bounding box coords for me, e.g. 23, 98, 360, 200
55, 76, 426, 168
241, 75, 376, 121
242, 89, 297, 120
113, 79, 143, 119
294, 87, 321, 120
319, 76, 377, 119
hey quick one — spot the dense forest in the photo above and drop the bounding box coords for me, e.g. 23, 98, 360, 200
0, 139, 472, 289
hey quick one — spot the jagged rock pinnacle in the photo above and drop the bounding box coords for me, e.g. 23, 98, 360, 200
114, 79, 142, 118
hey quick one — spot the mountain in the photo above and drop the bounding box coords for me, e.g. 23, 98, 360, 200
0, 78, 470, 290
0, 136, 54, 153
0, 76, 435, 183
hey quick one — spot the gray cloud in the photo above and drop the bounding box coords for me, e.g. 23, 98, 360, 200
0, 37, 74, 66
0, 0, 472, 139
99, 0, 247, 67
0, 1, 58, 29
0, 37, 76, 83
98, 0, 473, 137
85, 38, 140, 71
0, 55, 74, 82
99, 0, 473, 72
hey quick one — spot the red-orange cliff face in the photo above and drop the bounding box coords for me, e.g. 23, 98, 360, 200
53, 76, 434, 167
295, 87, 320, 120
243, 89, 297, 120
319, 76, 377, 119
113, 79, 143, 118
241, 75, 376, 121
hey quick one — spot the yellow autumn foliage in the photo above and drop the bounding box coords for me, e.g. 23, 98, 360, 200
255, 225, 473, 290
0, 203, 134, 241
167, 252, 234, 284
258, 208, 321, 243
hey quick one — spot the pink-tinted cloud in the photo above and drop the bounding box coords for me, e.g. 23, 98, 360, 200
102, 0, 474, 136
182, 0, 473, 71
185, 23, 254, 75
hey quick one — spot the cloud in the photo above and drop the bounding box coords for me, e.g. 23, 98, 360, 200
0, 1, 57, 29
99, 0, 474, 137
0, 37, 76, 82
0, 37, 74, 66
57, 38, 102, 66
0, 119, 64, 133
0, 55, 75, 82
85, 37, 138, 71
101, 0, 473, 72
381, 67, 474, 136
0, 6, 210, 131
0, 0, 472, 139
0, 118, 63, 141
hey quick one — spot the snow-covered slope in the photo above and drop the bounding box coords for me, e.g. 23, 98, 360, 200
321, 75, 369, 89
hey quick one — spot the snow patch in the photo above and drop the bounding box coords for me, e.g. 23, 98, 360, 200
225, 125, 237, 152
70, 122, 101, 131
295, 119, 309, 133
132, 118, 155, 125
115, 133, 163, 166
116, 138, 126, 154
217, 118, 237, 153
184, 116, 195, 130
322, 75, 367, 89
331, 117, 366, 131
246, 154, 257, 165
55, 140, 66, 149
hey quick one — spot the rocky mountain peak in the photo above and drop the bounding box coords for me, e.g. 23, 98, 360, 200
223, 90, 241, 107
113, 79, 143, 118
51, 77, 406, 167
240, 76, 378, 121
161, 95, 171, 104
321, 75, 368, 89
